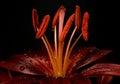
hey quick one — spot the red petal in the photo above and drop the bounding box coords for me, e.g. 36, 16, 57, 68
74, 47, 111, 70
3, 75, 41, 84
94, 76, 113, 84
39, 77, 70, 84
67, 47, 111, 74
70, 74, 91, 84
39, 74, 91, 84
0, 68, 10, 83
0, 51, 52, 75
81, 63, 120, 76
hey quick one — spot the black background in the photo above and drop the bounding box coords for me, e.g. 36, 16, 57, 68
0, 0, 120, 83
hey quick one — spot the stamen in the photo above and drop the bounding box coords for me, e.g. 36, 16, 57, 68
41, 35, 57, 77
68, 33, 82, 59
32, 8, 39, 32
81, 12, 89, 41
52, 5, 65, 31
36, 15, 50, 39
59, 13, 75, 42
63, 26, 77, 76
54, 26, 57, 58
56, 14, 75, 76
75, 5, 81, 31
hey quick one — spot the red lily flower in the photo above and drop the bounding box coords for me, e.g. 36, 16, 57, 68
0, 5, 120, 84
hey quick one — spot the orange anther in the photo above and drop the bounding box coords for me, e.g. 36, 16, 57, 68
36, 15, 50, 39
81, 12, 89, 41
59, 14, 75, 41
75, 5, 81, 31
32, 8, 39, 32
52, 5, 66, 31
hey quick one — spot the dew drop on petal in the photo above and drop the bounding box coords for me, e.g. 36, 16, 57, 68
30, 60, 33, 63
24, 53, 27, 56
89, 49, 93, 53
100, 52, 103, 56
80, 54, 83, 57
19, 66, 25, 71
45, 61, 49, 64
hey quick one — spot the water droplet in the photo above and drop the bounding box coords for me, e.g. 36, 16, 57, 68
24, 76, 28, 79
28, 50, 32, 52
45, 61, 49, 64
80, 54, 83, 57
39, 57, 43, 60
34, 54, 38, 57
30, 60, 33, 63
89, 49, 93, 53
20, 66, 25, 71
25, 55, 29, 58
73, 54, 76, 57
100, 52, 103, 56
24, 53, 27, 56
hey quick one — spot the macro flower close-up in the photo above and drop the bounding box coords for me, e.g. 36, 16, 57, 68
0, 0, 120, 84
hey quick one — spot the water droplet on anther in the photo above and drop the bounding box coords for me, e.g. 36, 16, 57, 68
20, 66, 25, 71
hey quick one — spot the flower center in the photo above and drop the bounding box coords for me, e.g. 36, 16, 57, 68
32, 5, 89, 78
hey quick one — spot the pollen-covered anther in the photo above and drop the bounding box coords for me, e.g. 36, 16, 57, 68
52, 5, 66, 31
81, 12, 89, 41
36, 15, 50, 39
59, 13, 75, 42
75, 5, 81, 31
32, 8, 39, 32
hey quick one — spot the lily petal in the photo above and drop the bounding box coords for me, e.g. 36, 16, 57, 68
0, 68, 10, 83
81, 63, 120, 76
70, 74, 91, 84
95, 76, 113, 84
0, 53, 48, 75
74, 47, 112, 70
67, 47, 111, 74
2, 75, 41, 84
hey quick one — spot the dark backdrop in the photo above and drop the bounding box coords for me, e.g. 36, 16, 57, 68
0, 0, 120, 83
